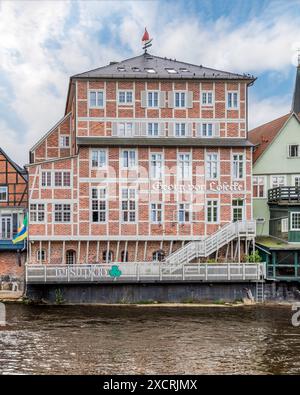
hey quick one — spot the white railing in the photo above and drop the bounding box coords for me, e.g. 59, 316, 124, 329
165, 221, 256, 266
25, 262, 265, 284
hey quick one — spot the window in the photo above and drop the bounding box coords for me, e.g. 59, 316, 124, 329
148, 123, 159, 136
30, 204, 45, 222
121, 250, 128, 262
118, 91, 133, 104
54, 172, 71, 187
175, 123, 186, 137
103, 250, 114, 263
66, 250, 76, 265
175, 92, 186, 108
232, 154, 244, 179
253, 176, 265, 198
293, 176, 300, 187
202, 91, 213, 105
147, 91, 159, 107
153, 250, 165, 261
91, 188, 106, 223
166, 68, 177, 74
232, 199, 244, 222
206, 153, 218, 179
288, 145, 299, 158
118, 122, 133, 136
178, 153, 191, 179
91, 149, 107, 168
178, 203, 191, 223
227, 92, 238, 109
37, 249, 46, 263
41, 171, 51, 187
150, 153, 163, 179
151, 203, 162, 223
271, 175, 286, 188
145, 68, 156, 74
0, 186, 8, 202
59, 135, 70, 148
122, 150, 136, 168
291, 212, 300, 230
89, 90, 104, 108
281, 218, 288, 233
207, 200, 218, 223
121, 189, 136, 222
54, 204, 71, 222
201, 123, 213, 137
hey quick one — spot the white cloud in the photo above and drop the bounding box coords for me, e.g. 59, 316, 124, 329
0, 0, 300, 165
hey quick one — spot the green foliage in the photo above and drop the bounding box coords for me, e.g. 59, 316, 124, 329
244, 250, 262, 263
206, 258, 217, 264
54, 289, 64, 305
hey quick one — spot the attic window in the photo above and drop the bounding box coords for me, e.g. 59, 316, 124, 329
132, 67, 140, 72
145, 68, 156, 74
166, 68, 177, 74
117, 67, 126, 72
179, 68, 189, 72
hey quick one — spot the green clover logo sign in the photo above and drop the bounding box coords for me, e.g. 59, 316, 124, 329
109, 265, 122, 278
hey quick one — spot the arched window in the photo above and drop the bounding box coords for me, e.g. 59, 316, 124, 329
66, 250, 76, 265
121, 250, 128, 262
103, 250, 113, 263
152, 250, 165, 262
37, 249, 46, 263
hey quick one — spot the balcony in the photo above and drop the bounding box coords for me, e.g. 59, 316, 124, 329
268, 186, 300, 204
26, 262, 266, 284
0, 239, 26, 251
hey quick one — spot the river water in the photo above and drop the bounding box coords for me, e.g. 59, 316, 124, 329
0, 304, 300, 375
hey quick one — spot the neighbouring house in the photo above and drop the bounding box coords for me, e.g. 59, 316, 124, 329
249, 61, 300, 282
0, 148, 28, 290
26, 50, 256, 272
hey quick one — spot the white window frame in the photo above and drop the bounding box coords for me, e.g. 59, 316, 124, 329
288, 144, 300, 158
91, 187, 107, 223
178, 203, 191, 223
271, 175, 286, 188
200, 123, 214, 137
206, 199, 219, 224
0, 186, 8, 202
290, 212, 300, 231
121, 149, 137, 169
30, 203, 45, 223
232, 153, 245, 180
121, 188, 137, 223
232, 199, 245, 222
253, 176, 266, 199
118, 122, 134, 137
292, 175, 300, 187
150, 153, 163, 179
201, 91, 214, 106
281, 218, 288, 233
150, 202, 163, 224
227, 91, 239, 109
59, 135, 70, 148
177, 153, 191, 180
175, 123, 186, 137
174, 91, 186, 108
37, 249, 46, 263
148, 122, 159, 137
41, 171, 52, 188
91, 149, 107, 169
118, 90, 134, 105
88, 90, 105, 108
53, 203, 72, 223
147, 91, 159, 108
54, 171, 71, 188
206, 153, 219, 180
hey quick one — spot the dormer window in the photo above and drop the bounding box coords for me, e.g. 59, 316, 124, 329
179, 68, 189, 73
166, 68, 177, 74
132, 67, 140, 72
145, 68, 156, 74
117, 66, 126, 72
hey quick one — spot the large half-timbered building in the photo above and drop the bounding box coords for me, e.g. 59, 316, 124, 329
27, 52, 256, 266
0, 148, 27, 285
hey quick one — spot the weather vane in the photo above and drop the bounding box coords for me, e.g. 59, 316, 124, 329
142, 28, 153, 53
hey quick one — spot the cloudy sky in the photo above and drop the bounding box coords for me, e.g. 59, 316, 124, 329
0, 0, 300, 166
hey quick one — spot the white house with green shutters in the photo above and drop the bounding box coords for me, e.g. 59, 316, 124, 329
249, 62, 300, 281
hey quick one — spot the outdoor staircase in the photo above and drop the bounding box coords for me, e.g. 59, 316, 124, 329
164, 221, 256, 267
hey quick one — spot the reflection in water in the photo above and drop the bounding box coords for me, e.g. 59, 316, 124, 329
0, 304, 299, 374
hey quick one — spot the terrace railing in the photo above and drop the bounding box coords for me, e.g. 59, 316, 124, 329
268, 186, 300, 203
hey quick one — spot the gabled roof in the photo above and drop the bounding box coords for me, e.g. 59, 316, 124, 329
248, 113, 295, 163
0, 147, 28, 180
72, 52, 255, 82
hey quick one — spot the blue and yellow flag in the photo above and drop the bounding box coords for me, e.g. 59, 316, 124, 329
12, 215, 28, 244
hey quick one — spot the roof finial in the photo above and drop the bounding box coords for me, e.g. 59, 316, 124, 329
142, 28, 153, 53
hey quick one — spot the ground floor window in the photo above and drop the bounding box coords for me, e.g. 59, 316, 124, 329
103, 250, 113, 263
121, 250, 128, 262
291, 212, 300, 230
37, 249, 46, 262
66, 250, 76, 265
153, 250, 165, 261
